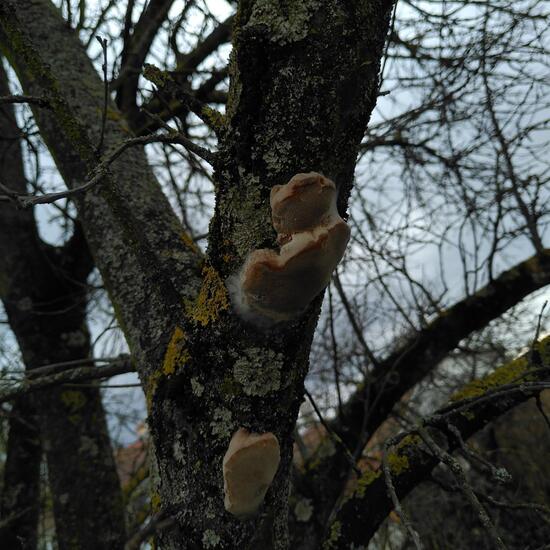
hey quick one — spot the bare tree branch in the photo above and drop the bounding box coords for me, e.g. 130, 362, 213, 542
0, 356, 135, 404
0, 131, 217, 207
0, 94, 50, 108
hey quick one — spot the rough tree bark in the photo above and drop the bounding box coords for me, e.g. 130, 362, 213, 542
2, 2, 547, 549
0, 61, 126, 549
0, 395, 41, 549
1, 1, 395, 548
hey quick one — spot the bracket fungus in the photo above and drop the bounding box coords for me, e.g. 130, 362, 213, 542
222, 428, 280, 518
230, 172, 350, 323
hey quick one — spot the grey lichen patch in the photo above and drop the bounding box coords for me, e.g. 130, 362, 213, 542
202, 529, 221, 548
233, 347, 283, 396
78, 435, 99, 458
294, 497, 314, 522
172, 436, 186, 464
210, 408, 233, 440
190, 377, 204, 397
262, 139, 293, 175
246, 0, 321, 45
225, 174, 272, 258
61, 330, 87, 348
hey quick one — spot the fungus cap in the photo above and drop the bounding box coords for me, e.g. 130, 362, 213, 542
229, 171, 350, 324
241, 220, 350, 320
270, 172, 337, 237
223, 428, 280, 518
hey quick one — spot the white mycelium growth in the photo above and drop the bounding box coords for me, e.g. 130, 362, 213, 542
229, 172, 350, 324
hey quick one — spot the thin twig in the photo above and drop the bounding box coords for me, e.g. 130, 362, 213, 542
332, 271, 380, 368
431, 476, 550, 525
446, 423, 511, 484
303, 388, 361, 476
531, 300, 548, 366
0, 95, 50, 108
381, 435, 423, 550
0, 132, 218, 207
25, 355, 128, 379
416, 425, 507, 550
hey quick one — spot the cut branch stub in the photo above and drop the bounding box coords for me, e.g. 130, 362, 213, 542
222, 428, 281, 519
233, 172, 350, 323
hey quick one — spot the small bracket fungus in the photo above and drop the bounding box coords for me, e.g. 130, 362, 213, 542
222, 428, 280, 518
230, 172, 350, 323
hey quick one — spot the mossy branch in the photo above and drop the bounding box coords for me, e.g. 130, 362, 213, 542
324, 335, 550, 549
332, 249, 550, 449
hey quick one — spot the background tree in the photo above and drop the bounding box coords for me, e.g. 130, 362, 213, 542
0, 1, 548, 549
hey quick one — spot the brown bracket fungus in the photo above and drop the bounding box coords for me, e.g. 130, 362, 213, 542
229, 172, 350, 323
222, 428, 280, 518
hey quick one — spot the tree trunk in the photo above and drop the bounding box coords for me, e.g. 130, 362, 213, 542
0, 62, 127, 549
0, 395, 41, 550
1, 1, 395, 547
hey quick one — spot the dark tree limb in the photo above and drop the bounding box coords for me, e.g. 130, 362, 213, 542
334, 250, 550, 445
324, 335, 550, 549
0, 58, 127, 550
115, 0, 175, 121
0, 94, 50, 107
291, 249, 550, 547
175, 15, 234, 74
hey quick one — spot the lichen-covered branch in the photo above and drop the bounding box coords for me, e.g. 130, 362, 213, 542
300, 249, 550, 537
0, 358, 134, 404
333, 249, 550, 448
324, 335, 550, 549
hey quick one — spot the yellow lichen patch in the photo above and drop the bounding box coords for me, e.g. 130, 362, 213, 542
398, 434, 422, 449
354, 467, 382, 498
151, 492, 161, 513
202, 105, 226, 132
180, 231, 200, 254
323, 521, 342, 550
451, 335, 550, 404
538, 335, 550, 364
186, 265, 229, 326
387, 452, 409, 475
142, 63, 170, 87
451, 355, 529, 402
146, 327, 190, 409
163, 326, 190, 376
145, 370, 163, 411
